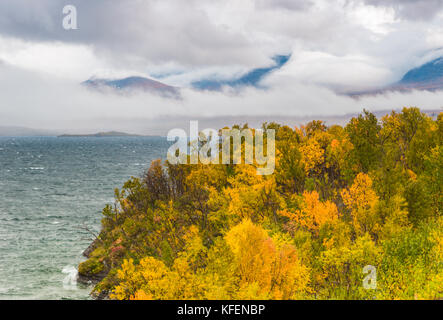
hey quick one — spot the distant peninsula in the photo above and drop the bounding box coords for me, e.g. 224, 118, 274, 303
58, 131, 142, 138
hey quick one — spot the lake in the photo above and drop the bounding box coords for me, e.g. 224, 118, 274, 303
0, 136, 170, 299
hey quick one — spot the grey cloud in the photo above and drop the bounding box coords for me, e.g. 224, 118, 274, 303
0, 0, 271, 69
256, 0, 313, 11
362, 0, 443, 20
0, 62, 441, 134
0, 0, 443, 92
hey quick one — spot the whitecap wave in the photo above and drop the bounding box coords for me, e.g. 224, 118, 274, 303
62, 265, 78, 290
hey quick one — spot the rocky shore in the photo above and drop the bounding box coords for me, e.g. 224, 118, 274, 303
77, 239, 110, 300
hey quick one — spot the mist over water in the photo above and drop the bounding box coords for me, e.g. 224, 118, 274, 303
0, 136, 170, 299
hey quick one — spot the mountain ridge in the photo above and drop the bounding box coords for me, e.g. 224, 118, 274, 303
350, 56, 443, 97
82, 76, 179, 97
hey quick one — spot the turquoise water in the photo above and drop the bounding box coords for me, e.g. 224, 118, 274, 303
0, 136, 170, 299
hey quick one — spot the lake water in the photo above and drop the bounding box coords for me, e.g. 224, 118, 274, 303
0, 136, 170, 299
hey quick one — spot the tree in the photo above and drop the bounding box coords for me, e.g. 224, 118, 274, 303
225, 219, 310, 299
80, 108, 443, 300
279, 191, 338, 236
345, 110, 381, 173
341, 173, 380, 237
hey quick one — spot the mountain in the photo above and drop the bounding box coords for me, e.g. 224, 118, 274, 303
394, 57, 443, 90
350, 56, 443, 97
192, 55, 291, 90
83, 76, 179, 96
58, 131, 142, 138
83, 55, 291, 93
0, 126, 60, 136
400, 57, 443, 84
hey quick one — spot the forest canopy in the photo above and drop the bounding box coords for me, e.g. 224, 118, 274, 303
78, 108, 442, 300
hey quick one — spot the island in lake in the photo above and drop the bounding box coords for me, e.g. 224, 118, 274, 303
58, 131, 142, 138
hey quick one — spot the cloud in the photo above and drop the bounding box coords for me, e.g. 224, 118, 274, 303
362, 0, 443, 21
0, 62, 441, 135
1, 0, 442, 86
0, 0, 273, 69
0, 0, 442, 133
267, 52, 392, 91
256, 0, 314, 11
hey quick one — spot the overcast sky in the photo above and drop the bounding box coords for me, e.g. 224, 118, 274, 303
0, 0, 442, 133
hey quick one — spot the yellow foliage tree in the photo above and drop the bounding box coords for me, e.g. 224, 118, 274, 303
112, 220, 310, 300
279, 191, 338, 236
84, 109, 442, 300
224, 165, 281, 224
341, 173, 380, 236
225, 219, 310, 299
300, 139, 324, 175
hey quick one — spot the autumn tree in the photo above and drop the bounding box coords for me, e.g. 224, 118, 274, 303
79, 108, 442, 300
341, 173, 380, 238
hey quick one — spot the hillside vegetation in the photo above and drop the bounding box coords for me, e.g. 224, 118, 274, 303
79, 107, 442, 300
